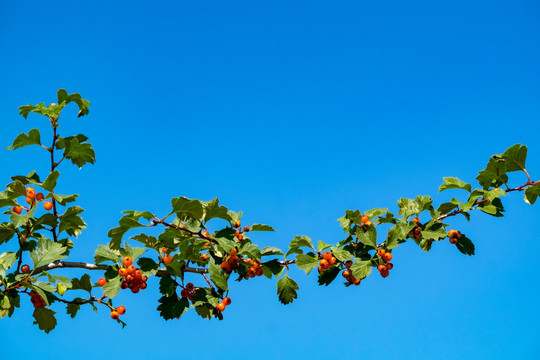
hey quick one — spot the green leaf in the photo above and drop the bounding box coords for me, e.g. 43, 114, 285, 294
260, 246, 283, 256
437, 202, 458, 214
41, 171, 60, 191
239, 242, 261, 261
295, 253, 319, 274
7, 129, 42, 150
108, 211, 155, 249
317, 266, 340, 286
261, 259, 284, 278
0, 223, 16, 245
202, 198, 232, 222
29, 238, 67, 268
439, 177, 472, 193
120, 243, 146, 261
524, 183, 540, 205
56, 90, 91, 118
356, 227, 377, 248
33, 307, 57, 333
277, 275, 299, 305
476, 157, 508, 190
350, 259, 372, 280
0, 252, 17, 271
157, 295, 188, 320
66, 302, 80, 318
137, 257, 159, 275
288, 235, 315, 254
330, 246, 354, 262
317, 241, 330, 252
10, 207, 36, 228
59, 206, 86, 237
94, 245, 120, 264
209, 262, 228, 291
18, 104, 37, 119
51, 193, 79, 206
171, 197, 204, 220
501, 144, 527, 173
159, 276, 176, 296
103, 279, 121, 298
61, 137, 96, 169
250, 224, 275, 232
364, 208, 388, 219
71, 274, 92, 294
456, 235, 475, 256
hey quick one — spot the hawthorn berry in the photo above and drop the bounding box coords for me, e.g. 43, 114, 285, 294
163, 254, 173, 264
134, 270, 143, 279
449, 237, 458, 245
342, 270, 351, 278
139, 282, 147, 290
161, 247, 168, 254
121, 281, 128, 289
21, 264, 30, 273
377, 249, 386, 256
127, 265, 137, 275
44, 201, 53, 211
221, 261, 232, 273
234, 220, 241, 228
117, 306, 126, 315
380, 269, 390, 278
98, 278, 107, 287
110, 311, 119, 320
383, 253, 393, 262
122, 256, 133, 267
181, 289, 189, 298
344, 260, 353, 269
377, 264, 387, 272
118, 267, 128, 277
200, 253, 208, 261
243, 226, 250, 232
216, 302, 226, 312
361, 215, 369, 223
229, 248, 237, 256
26, 188, 36, 199
13, 206, 22, 214
186, 283, 194, 292
36, 192, 44, 201
223, 297, 232, 306
386, 262, 394, 270
322, 251, 332, 261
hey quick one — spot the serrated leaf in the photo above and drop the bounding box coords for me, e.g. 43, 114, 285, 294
350, 259, 372, 279
8, 129, 42, 150
260, 246, 283, 256
66, 302, 80, 318
41, 171, 60, 191
0, 223, 16, 245
439, 177, 472, 193
94, 245, 120, 264
51, 193, 79, 206
250, 224, 275, 232
437, 202, 458, 214
524, 183, 540, 205
330, 246, 354, 262
202, 198, 232, 222
356, 227, 377, 248
209, 262, 228, 291
71, 274, 92, 294
171, 197, 204, 220
33, 307, 57, 333
61, 137, 96, 169
137, 257, 158, 274
0, 252, 17, 271
364, 208, 388, 219
456, 235, 475, 255
103, 279, 121, 298
239, 242, 261, 261
157, 295, 188, 320
59, 206, 86, 237
261, 259, 284, 278
10, 207, 36, 228
501, 144, 527, 173
476, 156, 509, 190
277, 275, 299, 305
295, 253, 319, 274
159, 276, 176, 296
317, 266, 340, 286
287, 235, 315, 257
29, 238, 67, 268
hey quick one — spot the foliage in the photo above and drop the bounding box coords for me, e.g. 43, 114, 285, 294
0, 90, 538, 332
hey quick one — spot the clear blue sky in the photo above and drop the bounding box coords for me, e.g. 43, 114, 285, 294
1, 1, 539, 359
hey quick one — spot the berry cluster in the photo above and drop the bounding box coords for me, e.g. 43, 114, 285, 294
110, 305, 126, 320
232, 221, 249, 241
161, 247, 173, 264
180, 282, 197, 300
221, 248, 240, 274
318, 251, 337, 273
245, 258, 263, 278
14, 186, 53, 212
361, 214, 373, 226
216, 296, 231, 312
341, 260, 361, 285
408, 217, 422, 240
30, 290, 46, 309
377, 248, 393, 278
448, 230, 461, 244
118, 257, 148, 293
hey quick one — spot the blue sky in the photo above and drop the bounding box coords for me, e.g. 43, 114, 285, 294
1, 1, 539, 359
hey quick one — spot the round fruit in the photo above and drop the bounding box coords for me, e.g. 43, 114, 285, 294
449, 237, 458, 245
127, 265, 137, 275
117, 306, 126, 315
43, 201, 53, 211
161, 247, 168, 254
98, 278, 107, 287
342, 270, 351, 278
243, 226, 250, 232
26, 197, 32, 204
353, 278, 361, 286
36, 193, 44, 201
131, 287, 140, 293
186, 283, 194, 292
216, 302, 226, 312
319, 259, 329, 268
361, 215, 369, 223
237, 234, 243, 241
163, 255, 173, 264
122, 256, 133, 267
13, 206, 22, 214
329, 257, 337, 266
118, 267, 128, 277
181, 289, 189, 298
386, 262, 394, 270
344, 260, 353, 268
200, 254, 208, 261
380, 269, 390, 278
121, 281, 128, 289
221, 261, 232, 273
110, 311, 119, 320
412, 217, 420, 223
223, 297, 232, 306
322, 251, 332, 261
377, 264, 387, 272
377, 249, 386, 256
234, 220, 241, 228
229, 248, 238, 256
27, 189, 36, 199
383, 253, 393, 262
140, 282, 147, 290
21, 264, 30, 273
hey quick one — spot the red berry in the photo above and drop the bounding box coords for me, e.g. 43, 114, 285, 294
223, 297, 232, 306
383, 253, 393, 262
122, 257, 133, 267
110, 311, 119, 319
117, 306, 126, 315
13, 206, 22, 214
21, 264, 30, 273
43, 201, 53, 211
118, 268, 128, 277
186, 283, 194, 292
36, 193, 44, 201
216, 302, 226, 312
361, 215, 369, 223
98, 278, 107, 287
127, 265, 137, 275
163, 255, 173, 264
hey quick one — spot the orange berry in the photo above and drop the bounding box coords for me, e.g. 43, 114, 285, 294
234, 220, 241, 228
255, 267, 264, 276
377, 248, 386, 256
110, 311, 119, 320
98, 278, 107, 287
127, 265, 137, 275
161, 247, 168, 254
317, 266, 324, 273
116, 306, 126, 315
118, 267, 128, 277
134, 270, 143, 279
204, 242, 210, 247
383, 253, 393, 262
237, 234, 243, 241
412, 217, 420, 223
223, 297, 232, 306
342, 270, 351, 278
322, 251, 332, 261
43, 201, 53, 211
377, 264, 387, 272
200, 253, 208, 261
36, 193, 44, 201
13, 206, 22, 214
329, 257, 337, 266
131, 286, 140, 293
163, 255, 173, 264
26, 197, 32, 204
243, 226, 250, 232
140, 282, 147, 290
26, 188, 36, 199
365, 220, 373, 226
216, 302, 226, 312
221, 261, 232, 273
142, 276, 148, 282
353, 278, 361, 286
21, 264, 30, 273
386, 262, 394, 270
122, 257, 133, 267
319, 259, 329, 268
126, 274, 134, 282
229, 248, 238, 256
449, 237, 458, 245
361, 215, 369, 223
380, 269, 390, 278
